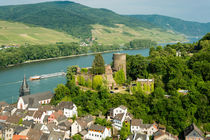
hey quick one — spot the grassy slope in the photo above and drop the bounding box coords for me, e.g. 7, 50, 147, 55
0, 1, 190, 45
0, 21, 78, 45
0, 1, 154, 39
92, 24, 187, 45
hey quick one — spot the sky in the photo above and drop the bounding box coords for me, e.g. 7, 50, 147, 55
0, 0, 209, 23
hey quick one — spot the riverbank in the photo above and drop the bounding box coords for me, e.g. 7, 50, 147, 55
5, 50, 121, 68
5, 48, 150, 68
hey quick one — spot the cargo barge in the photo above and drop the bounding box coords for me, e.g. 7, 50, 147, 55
30, 72, 66, 81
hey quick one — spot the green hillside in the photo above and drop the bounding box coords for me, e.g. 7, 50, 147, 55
130, 15, 210, 37
0, 21, 78, 45
0, 1, 153, 39
0, 1, 188, 45
92, 24, 187, 45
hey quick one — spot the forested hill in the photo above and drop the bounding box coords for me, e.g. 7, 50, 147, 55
130, 15, 210, 37
0, 1, 153, 39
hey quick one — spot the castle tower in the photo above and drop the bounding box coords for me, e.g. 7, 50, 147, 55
19, 75, 30, 97
113, 53, 126, 79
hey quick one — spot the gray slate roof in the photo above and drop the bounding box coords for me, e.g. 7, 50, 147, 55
127, 133, 148, 140
57, 115, 67, 123
14, 126, 27, 135
89, 124, 105, 132
153, 130, 177, 140
40, 133, 50, 140
114, 113, 124, 121
28, 98, 41, 108
184, 123, 204, 138
58, 120, 72, 128
22, 120, 34, 128
131, 119, 143, 126
80, 130, 88, 136
119, 105, 127, 110
21, 91, 53, 105
139, 124, 154, 129
57, 101, 74, 110
33, 123, 43, 130
27, 128, 43, 140
48, 131, 65, 140
79, 115, 94, 124
46, 123, 58, 132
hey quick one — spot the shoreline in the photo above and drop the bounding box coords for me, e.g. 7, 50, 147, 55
4, 49, 130, 68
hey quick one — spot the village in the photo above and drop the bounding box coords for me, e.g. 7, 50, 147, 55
0, 53, 205, 140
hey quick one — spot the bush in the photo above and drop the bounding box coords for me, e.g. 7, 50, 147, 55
114, 69, 126, 85
93, 75, 103, 90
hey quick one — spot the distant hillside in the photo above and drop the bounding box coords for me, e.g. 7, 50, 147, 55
0, 1, 154, 39
0, 20, 78, 45
91, 24, 186, 45
130, 15, 210, 37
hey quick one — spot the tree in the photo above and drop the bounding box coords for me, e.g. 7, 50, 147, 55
95, 117, 112, 127
72, 134, 82, 140
77, 76, 86, 86
120, 122, 131, 140
92, 75, 103, 90
51, 84, 70, 105
114, 69, 126, 85
66, 65, 78, 82
92, 54, 105, 75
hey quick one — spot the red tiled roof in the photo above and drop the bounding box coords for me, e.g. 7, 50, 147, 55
12, 135, 28, 140
0, 115, 8, 120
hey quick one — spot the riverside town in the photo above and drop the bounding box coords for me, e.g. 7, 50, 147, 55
0, 0, 209, 140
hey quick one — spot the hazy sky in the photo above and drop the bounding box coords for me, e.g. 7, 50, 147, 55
0, 0, 209, 23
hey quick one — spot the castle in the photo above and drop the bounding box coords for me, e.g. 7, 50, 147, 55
75, 53, 127, 89
113, 53, 126, 79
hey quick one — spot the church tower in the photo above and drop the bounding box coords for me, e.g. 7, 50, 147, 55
19, 75, 30, 97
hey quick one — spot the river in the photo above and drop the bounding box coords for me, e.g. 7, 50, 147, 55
0, 49, 150, 103
0, 37, 200, 103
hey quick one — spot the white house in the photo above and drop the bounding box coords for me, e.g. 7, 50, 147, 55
85, 124, 111, 140
57, 101, 77, 118
33, 111, 46, 124
70, 116, 94, 137
58, 120, 72, 138
70, 120, 83, 136
138, 123, 159, 136
112, 113, 126, 130
17, 91, 54, 110
131, 119, 143, 133
23, 111, 35, 121
110, 105, 127, 119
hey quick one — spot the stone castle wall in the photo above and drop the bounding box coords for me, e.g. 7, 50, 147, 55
113, 53, 126, 79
